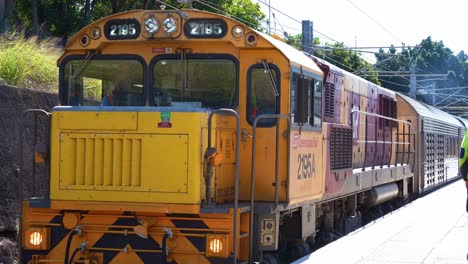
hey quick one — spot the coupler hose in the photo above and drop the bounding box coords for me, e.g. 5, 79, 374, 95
64, 227, 81, 264
68, 242, 88, 264
68, 248, 80, 264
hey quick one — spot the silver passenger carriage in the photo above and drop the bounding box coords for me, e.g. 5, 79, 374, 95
397, 93, 462, 194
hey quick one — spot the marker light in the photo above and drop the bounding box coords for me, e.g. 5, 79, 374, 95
80, 34, 90, 47
163, 17, 177, 34
206, 234, 229, 257
30, 231, 43, 246
145, 18, 160, 34
245, 32, 257, 46
210, 238, 223, 253
232, 26, 244, 38
24, 228, 50, 250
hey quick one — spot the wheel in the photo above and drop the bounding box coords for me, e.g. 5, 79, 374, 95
286, 240, 311, 262
305, 235, 315, 251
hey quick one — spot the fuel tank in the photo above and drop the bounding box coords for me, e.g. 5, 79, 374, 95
366, 183, 399, 207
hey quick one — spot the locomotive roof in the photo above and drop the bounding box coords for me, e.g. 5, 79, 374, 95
257, 31, 323, 79
397, 93, 462, 128
312, 55, 396, 98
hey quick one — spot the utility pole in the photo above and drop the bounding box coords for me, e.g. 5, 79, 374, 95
409, 64, 416, 99
432, 82, 436, 105
268, 0, 271, 35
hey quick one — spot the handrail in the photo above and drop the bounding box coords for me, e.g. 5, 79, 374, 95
17, 109, 52, 257
206, 109, 240, 264
248, 114, 290, 264
350, 109, 416, 171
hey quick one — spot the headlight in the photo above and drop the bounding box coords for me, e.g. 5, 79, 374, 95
24, 228, 50, 250
206, 234, 229, 257
232, 26, 244, 38
91, 27, 101, 39
163, 17, 177, 34
145, 18, 160, 34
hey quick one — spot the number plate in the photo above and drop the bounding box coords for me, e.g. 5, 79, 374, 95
184, 19, 227, 38
104, 19, 141, 40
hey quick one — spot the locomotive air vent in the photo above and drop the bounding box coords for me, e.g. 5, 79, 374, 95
330, 126, 353, 170
324, 82, 335, 118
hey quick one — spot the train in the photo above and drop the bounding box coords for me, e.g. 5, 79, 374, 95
17, 7, 464, 264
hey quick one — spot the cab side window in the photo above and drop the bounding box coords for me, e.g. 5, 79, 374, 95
291, 72, 322, 128
246, 64, 280, 127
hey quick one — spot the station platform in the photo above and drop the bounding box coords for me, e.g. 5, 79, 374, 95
294, 180, 468, 264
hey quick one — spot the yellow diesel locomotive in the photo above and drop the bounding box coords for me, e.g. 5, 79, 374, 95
18, 7, 461, 264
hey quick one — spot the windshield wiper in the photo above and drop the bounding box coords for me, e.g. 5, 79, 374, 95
71, 50, 98, 79
262, 59, 279, 96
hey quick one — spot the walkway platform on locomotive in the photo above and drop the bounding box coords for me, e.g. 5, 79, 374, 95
294, 180, 468, 264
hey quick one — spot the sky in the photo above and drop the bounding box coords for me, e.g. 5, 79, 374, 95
254, 0, 468, 62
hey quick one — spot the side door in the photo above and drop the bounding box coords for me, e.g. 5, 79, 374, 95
238, 49, 288, 202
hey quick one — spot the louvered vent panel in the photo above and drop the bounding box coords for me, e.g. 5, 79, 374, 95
330, 126, 353, 170
324, 83, 335, 118
69, 136, 142, 187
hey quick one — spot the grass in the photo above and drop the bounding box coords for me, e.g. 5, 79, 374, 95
0, 34, 61, 92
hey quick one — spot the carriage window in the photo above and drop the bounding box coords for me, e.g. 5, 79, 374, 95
379, 95, 393, 128
313, 80, 322, 126
62, 59, 144, 106
153, 58, 236, 108
247, 64, 279, 127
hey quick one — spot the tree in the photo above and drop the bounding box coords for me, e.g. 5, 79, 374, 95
221, 0, 265, 30
286, 33, 302, 50
375, 36, 468, 105
0, 0, 15, 33
12, 0, 265, 43
32, 0, 38, 35
314, 42, 380, 85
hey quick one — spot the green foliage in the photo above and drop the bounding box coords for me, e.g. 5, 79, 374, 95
12, 0, 265, 41
315, 42, 380, 85
375, 37, 468, 103
286, 33, 302, 49
0, 37, 58, 91
221, 0, 265, 30
83, 78, 103, 102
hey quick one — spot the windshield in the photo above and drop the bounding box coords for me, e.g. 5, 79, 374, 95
62, 59, 144, 106
153, 58, 236, 108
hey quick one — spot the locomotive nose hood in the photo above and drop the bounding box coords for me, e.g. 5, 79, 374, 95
50, 106, 210, 204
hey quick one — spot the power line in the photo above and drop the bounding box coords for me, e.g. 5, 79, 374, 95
194, 0, 258, 28
379, 79, 411, 88
345, 0, 403, 44
418, 85, 468, 91
255, 0, 341, 44
319, 54, 356, 73
313, 45, 403, 56
340, 46, 417, 50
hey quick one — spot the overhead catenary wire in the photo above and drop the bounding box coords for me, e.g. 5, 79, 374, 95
313, 45, 404, 56
379, 79, 413, 88
195, 0, 259, 28
345, 0, 403, 44
255, 0, 341, 44
165, 0, 451, 102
